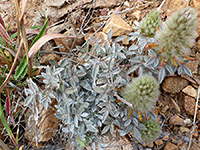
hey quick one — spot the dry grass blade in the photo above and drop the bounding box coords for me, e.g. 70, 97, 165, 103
0, 15, 5, 28
0, 24, 12, 44
25, 28, 41, 35
0, 40, 22, 92
28, 34, 77, 58
20, 0, 28, 20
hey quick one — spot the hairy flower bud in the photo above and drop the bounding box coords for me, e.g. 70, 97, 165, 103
139, 10, 161, 37
155, 7, 198, 64
122, 75, 159, 112
140, 119, 160, 141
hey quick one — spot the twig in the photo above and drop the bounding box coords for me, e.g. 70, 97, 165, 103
114, 92, 133, 108
157, 0, 167, 11
187, 85, 200, 150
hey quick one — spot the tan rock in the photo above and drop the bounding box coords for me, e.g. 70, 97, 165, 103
184, 61, 198, 74
180, 126, 190, 133
164, 142, 178, 150
169, 115, 184, 125
103, 13, 133, 36
25, 103, 61, 143
39, 53, 61, 65
184, 96, 195, 116
182, 85, 197, 98
162, 135, 169, 141
162, 77, 189, 93
178, 142, 187, 150
146, 141, 154, 148
85, 32, 108, 46
155, 139, 163, 146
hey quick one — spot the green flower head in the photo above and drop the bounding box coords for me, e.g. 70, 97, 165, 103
140, 119, 160, 141
155, 7, 198, 64
122, 75, 159, 112
139, 10, 162, 37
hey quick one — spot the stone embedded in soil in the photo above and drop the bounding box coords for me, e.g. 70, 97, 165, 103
103, 13, 133, 36
85, 32, 108, 46
180, 126, 190, 133
169, 115, 184, 125
164, 142, 178, 150
24, 103, 61, 143
183, 96, 195, 116
155, 139, 163, 146
182, 85, 197, 98
162, 77, 189, 94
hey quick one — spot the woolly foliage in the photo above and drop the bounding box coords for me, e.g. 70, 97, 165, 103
155, 7, 198, 64
139, 119, 160, 141
122, 75, 159, 112
139, 10, 161, 37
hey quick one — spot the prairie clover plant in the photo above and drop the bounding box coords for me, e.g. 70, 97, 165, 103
122, 75, 159, 113
139, 10, 161, 37
24, 6, 198, 149
129, 6, 198, 83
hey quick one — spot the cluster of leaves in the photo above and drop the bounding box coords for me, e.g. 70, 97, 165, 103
24, 6, 198, 150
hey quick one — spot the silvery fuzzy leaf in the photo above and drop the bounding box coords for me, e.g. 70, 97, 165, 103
92, 63, 99, 80
27, 78, 39, 93
126, 50, 137, 55
74, 115, 79, 128
81, 112, 89, 117
62, 127, 69, 133
60, 58, 70, 67
107, 30, 113, 41
124, 119, 132, 127
148, 49, 157, 57
102, 110, 109, 123
87, 124, 98, 132
132, 118, 138, 126
146, 57, 156, 66
182, 65, 192, 77
24, 95, 36, 106
133, 127, 142, 142
108, 58, 115, 70
118, 52, 126, 59
101, 125, 110, 134
115, 35, 126, 42
80, 80, 92, 91
158, 67, 165, 84
76, 70, 86, 77
153, 58, 160, 68
99, 142, 109, 148
86, 96, 95, 102
25, 88, 33, 96
110, 124, 114, 134
49, 59, 58, 67
97, 120, 102, 127
128, 35, 137, 41
164, 64, 174, 75
113, 120, 120, 127
113, 111, 120, 118
93, 85, 106, 93
118, 129, 127, 136
112, 68, 121, 75
65, 87, 77, 94
97, 78, 107, 85
53, 68, 64, 76
128, 44, 138, 51
123, 116, 127, 121
178, 65, 183, 75
127, 65, 139, 74
134, 20, 140, 26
